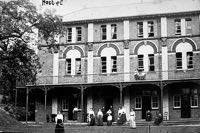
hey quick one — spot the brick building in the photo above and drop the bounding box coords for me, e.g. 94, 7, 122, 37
19, 0, 200, 123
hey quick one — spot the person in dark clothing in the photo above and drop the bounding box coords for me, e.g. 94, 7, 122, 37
102, 106, 106, 122
146, 110, 152, 121
55, 119, 64, 133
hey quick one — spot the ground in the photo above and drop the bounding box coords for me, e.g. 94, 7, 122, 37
1, 123, 200, 133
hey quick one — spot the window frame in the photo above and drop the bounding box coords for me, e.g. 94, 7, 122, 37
138, 55, 144, 70
187, 52, 193, 69
75, 58, 81, 75
175, 19, 181, 35
76, 27, 82, 42
101, 56, 107, 73
176, 52, 182, 70
67, 28, 72, 42
101, 25, 107, 40
148, 54, 155, 71
62, 98, 69, 111
152, 96, 159, 109
148, 21, 154, 37
173, 95, 181, 109
191, 95, 198, 108
111, 24, 117, 40
66, 58, 71, 75
111, 56, 117, 73
135, 97, 142, 110
137, 22, 143, 38
185, 18, 192, 35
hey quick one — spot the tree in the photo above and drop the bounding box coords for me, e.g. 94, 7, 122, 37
0, 0, 63, 102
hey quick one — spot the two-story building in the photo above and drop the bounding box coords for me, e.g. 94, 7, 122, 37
19, 0, 200, 123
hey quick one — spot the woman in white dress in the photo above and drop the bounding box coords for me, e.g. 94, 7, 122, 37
130, 108, 136, 129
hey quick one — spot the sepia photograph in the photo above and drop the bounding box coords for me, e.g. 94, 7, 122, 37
0, 0, 200, 132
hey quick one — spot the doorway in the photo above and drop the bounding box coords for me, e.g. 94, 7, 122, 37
68, 94, 78, 120
181, 95, 191, 118
142, 96, 151, 119
105, 97, 113, 112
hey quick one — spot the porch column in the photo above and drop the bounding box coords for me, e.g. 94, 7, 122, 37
80, 86, 84, 122
160, 83, 164, 115
124, 88, 130, 121
44, 87, 47, 123
25, 87, 29, 124
119, 84, 123, 106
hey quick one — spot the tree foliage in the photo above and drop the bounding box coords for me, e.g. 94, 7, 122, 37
0, 0, 63, 99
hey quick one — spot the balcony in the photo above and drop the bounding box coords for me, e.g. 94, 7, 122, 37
16, 69, 200, 87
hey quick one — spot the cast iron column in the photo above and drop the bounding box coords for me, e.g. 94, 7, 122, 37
26, 87, 29, 125
160, 82, 164, 115
119, 83, 123, 106
44, 87, 47, 123
80, 86, 84, 122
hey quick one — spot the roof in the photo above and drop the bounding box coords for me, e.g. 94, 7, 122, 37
62, 0, 200, 22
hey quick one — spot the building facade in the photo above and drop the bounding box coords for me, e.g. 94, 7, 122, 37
19, 0, 200, 123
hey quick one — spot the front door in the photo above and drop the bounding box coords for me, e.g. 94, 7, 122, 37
181, 95, 191, 118
142, 96, 151, 119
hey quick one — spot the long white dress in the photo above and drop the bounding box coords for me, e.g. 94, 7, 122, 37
130, 111, 136, 129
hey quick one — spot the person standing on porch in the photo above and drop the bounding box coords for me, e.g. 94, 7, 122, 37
73, 106, 78, 121
121, 106, 127, 124
107, 113, 113, 126
88, 108, 95, 126
117, 107, 123, 125
97, 109, 103, 126
130, 108, 136, 129
56, 111, 64, 124
102, 106, 106, 122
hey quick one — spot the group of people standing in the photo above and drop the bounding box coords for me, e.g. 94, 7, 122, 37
87, 106, 136, 129
87, 106, 114, 126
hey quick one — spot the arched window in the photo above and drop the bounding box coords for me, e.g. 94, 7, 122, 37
101, 47, 117, 74
137, 45, 155, 72
65, 49, 81, 75
175, 42, 193, 70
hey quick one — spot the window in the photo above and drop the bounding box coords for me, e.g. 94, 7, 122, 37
137, 22, 143, 37
191, 88, 198, 107
191, 95, 198, 108
138, 55, 144, 69
175, 19, 181, 35
148, 21, 154, 37
76, 27, 82, 42
173, 95, 181, 108
101, 57, 107, 73
66, 59, 71, 74
187, 52, 193, 69
186, 18, 192, 35
176, 52, 182, 69
111, 56, 117, 72
67, 28, 72, 42
152, 96, 159, 109
101, 25, 107, 40
75, 58, 81, 75
111, 24, 117, 39
62, 98, 69, 110
148, 54, 155, 71
135, 97, 142, 109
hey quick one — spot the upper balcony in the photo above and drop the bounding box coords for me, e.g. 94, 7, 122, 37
16, 69, 200, 87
